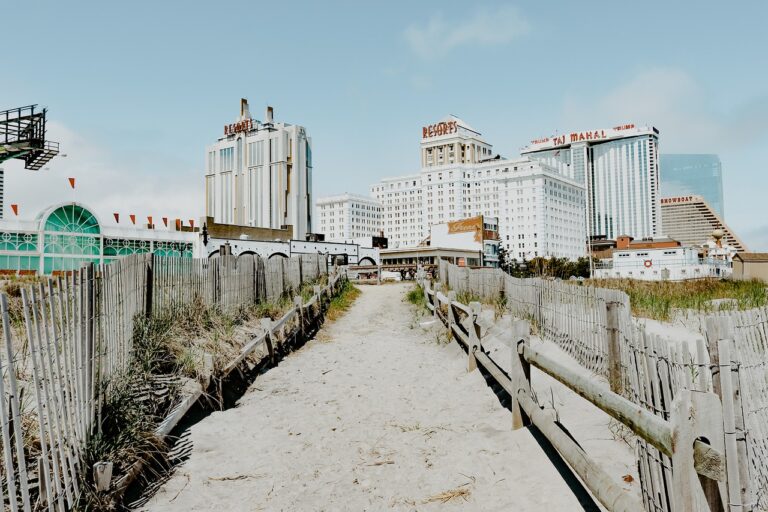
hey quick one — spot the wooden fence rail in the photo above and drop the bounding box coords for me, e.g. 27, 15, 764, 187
425, 261, 759, 512
0, 252, 330, 511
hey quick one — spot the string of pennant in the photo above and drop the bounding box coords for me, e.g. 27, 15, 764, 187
8, 177, 197, 230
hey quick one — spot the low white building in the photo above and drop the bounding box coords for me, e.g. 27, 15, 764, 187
594, 245, 731, 281
315, 193, 383, 241
203, 236, 379, 266
430, 215, 500, 267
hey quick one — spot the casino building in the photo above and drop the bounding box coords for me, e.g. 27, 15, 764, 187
370, 116, 587, 261
521, 125, 661, 241
205, 99, 313, 240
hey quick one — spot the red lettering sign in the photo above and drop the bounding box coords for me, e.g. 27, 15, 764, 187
224, 118, 254, 136
570, 130, 607, 143
421, 120, 458, 138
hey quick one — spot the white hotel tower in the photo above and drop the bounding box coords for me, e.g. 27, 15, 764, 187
205, 99, 312, 239
521, 124, 661, 241
371, 116, 587, 261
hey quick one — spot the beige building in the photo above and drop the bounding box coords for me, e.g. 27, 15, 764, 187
732, 253, 768, 282
660, 195, 746, 251
205, 99, 313, 240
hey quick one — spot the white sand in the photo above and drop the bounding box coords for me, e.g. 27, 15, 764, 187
143, 283, 637, 511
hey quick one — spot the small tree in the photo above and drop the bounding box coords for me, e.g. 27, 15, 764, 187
497, 245, 511, 273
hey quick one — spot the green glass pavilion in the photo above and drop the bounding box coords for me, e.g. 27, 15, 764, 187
0, 202, 197, 275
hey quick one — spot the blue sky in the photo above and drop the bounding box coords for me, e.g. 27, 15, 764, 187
3, 1, 768, 248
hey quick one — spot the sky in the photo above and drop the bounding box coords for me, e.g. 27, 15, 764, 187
3, 1, 768, 248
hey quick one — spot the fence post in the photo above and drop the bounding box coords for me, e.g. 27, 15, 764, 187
93, 461, 113, 492
512, 333, 532, 430
145, 252, 154, 317
432, 282, 441, 319
261, 318, 275, 366
467, 301, 482, 372
605, 301, 622, 394
717, 338, 747, 512
294, 296, 304, 336
706, 317, 752, 512
447, 291, 457, 332
313, 285, 322, 311
86, 262, 96, 429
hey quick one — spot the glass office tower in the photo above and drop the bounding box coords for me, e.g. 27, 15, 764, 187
660, 154, 724, 218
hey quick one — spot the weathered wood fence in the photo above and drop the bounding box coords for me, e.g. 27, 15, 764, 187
429, 261, 761, 512
0, 252, 330, 511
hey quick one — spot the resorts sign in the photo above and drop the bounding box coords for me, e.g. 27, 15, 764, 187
224, 118, 254, 136
422, 120, 458, 139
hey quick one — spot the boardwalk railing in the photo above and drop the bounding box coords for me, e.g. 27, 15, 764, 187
0, 252, 332, 511
424, 262, 760, 512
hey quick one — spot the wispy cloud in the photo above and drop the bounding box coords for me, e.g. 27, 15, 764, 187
561, 67, 768, 152
3, 121, 203, 224
405, 5, 530, 59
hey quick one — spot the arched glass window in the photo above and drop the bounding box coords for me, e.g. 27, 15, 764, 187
44, 204, 100, 234
42, 204, 102, 273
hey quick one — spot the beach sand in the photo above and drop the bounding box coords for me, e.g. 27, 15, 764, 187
142, 283, 637, 511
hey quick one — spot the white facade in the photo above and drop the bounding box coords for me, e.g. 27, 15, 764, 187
204, 237, 379, 266
370, 116, 587, 261
594, 246, 731, 281
498, 165, 586, 261
315, 193, 382, 242
205, 100, 312, 240
521, 124, 661, 241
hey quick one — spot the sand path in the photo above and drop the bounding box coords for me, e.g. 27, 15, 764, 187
142, 283, 606, 511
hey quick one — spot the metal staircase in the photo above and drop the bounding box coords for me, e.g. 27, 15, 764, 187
0, 104, 60, 170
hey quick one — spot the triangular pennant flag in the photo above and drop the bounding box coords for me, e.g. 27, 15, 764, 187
113, 213, 120, 223
10, 204, 18, 216
147, 216, 153, 226
162, 217, 168, 227
129, 214, 136, 225
189, 219, 195, 229
68, 177, 76, 189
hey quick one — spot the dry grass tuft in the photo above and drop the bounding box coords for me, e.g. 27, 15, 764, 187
423, 484, 472, 504
326, 280, 361, 322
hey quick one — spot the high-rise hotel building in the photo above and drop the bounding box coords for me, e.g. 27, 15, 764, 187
205, 99, 313, 240
370, 116, 586, 260
521, 125, 661, 241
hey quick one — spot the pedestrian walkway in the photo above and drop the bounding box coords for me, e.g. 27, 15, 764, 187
143, 283, 601, 511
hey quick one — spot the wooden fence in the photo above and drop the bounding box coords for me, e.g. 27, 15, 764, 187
432, 261, 759, 512
0, 252, 330, 511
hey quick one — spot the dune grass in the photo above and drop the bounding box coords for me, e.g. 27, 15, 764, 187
405, 284, 426, 309
326, 280, 361, 322
587, 278, 768, 320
